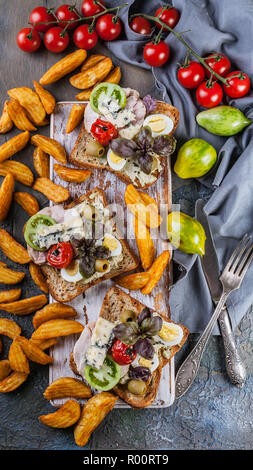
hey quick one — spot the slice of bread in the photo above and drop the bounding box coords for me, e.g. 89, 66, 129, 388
69, 101, 179, 189
70, 286, 189, 408
41, 189, 139, 302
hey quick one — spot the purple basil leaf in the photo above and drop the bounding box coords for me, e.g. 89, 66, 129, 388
110, 138, 137, 158
143, 94, 157, 114
138, 307, 152, 326
129, 366, 151, 381
153, 135, 177, 156
113, 321, 139, 345
138, 153, 153, 174
134, 337, 154, 359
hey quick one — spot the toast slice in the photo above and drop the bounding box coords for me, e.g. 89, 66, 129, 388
70, 286, 189, 408
69, 101, 179, 189
41, 189, 139, 302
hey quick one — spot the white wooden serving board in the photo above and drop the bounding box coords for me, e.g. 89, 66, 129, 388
49, 101, 174, 408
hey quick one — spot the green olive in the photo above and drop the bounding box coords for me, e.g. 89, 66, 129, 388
127, 379, 147, 396
120, 309, 136, 323
95, 259, 110, 273
86, 138, 105, 158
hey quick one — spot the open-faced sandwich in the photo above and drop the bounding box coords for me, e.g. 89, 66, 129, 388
70, 286, 189, 408
23, 188, 138, 302
70, 83, 179, 189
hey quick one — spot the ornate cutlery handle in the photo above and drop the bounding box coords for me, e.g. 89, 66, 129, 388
218, 306, 247, 388
175, 291, 228, 399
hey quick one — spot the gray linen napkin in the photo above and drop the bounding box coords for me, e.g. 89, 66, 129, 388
106, 0, 253, 334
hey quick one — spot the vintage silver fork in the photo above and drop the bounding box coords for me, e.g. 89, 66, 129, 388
175, 234, 253, 399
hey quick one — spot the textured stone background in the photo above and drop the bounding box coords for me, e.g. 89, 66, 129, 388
0, 0, 252, 451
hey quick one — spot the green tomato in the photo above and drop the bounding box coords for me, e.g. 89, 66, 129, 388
24, 214, 56, 251
90, 83, 126, 114
196, 106, 251, 136
167, 211, 206, 255
85, 355, 121, 391
174, 138, 217, 179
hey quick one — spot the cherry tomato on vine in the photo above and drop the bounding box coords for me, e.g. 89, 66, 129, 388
43, 26, 69, 53
16, 28, 42, 53
81, 0, 105, 17
205, 53, 231, 78
155, 6, 180, 29
29, 6, 55, 33
129, 16, 152, 35
196, 80, 223, 108
143, 41, 170, 67
47, 242, 74, 269
55, 4, 80, 30
223, 71, 250, 98
96, 14, 122, 41
73, 24, 98, 50
178, 61, 205, 89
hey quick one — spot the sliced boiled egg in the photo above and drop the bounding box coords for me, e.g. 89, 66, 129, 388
103, 233, 122, 257
143, 113, 174, 137
61, 259, 83, 283
132, 354, 159, 373
158, 321, 184, 347
107, 149, 126, 171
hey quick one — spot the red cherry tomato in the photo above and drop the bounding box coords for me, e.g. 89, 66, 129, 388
91, 119, 118, 145
55, 4, 80, 30
43, 26, 69, 53
223, 71, 250, 98
178, 61, 205, 89
47, 242, 74, 269
81, 0, 105, 17
96, 14, 122, 41
205, 53, 231, 78
110, 339, 137, 365
143, 41, 170, 67
16, 28, 42, 53
29, 6, 55, 33
73, 24, 98, 50
196, 80, 223, 108
155, 6, 180, 29
129, 16, 152, 35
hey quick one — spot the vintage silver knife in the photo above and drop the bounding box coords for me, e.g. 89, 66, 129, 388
196, 199, 247, 388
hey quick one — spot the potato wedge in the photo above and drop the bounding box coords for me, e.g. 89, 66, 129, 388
76, 66, 122, 101
33, 177, 70, 203
29, 262, 48, 294
70, 57, 113, 90
0, 371, 28, 392
141, 250, 171, 295
125, 185, 162, 228
0, 318, 21, 338
0, 101, 13, 134
31, 135, 67, 164
0, 229, 31, 264
30, 337, 58, 350
33, 302, 77, 329
31, 319, 84, 341
14, 192, 39, 216
0, 289, 21, 303
116, 272, 150, 291
33, 147, 49, 178
0, 173, 14, 222
54, 164, 91, 183
39, 399, 81, 428
7, 99, 37, 131
40, 49, 87, 85
135, 217, 155, 270
74, 393, 118, 447
0, 160, 34, 186
8, 338, 30, 374
33, 81, 56, 114
0, 294, 47, 315
0, 360, 12, 381
0, 131, 30, 163
8, 87, 46, 126
0, 265, 25, 284
81, 54, 106, 71
138, 191, 159, 213
44, 377, 92, 400
15, 336, 53, 365
66, 104, 85, 133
